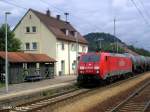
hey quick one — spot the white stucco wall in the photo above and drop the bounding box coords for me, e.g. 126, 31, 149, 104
14, 10, 57, 58
56, 40, 69, 75
56, 40, 88, 75
14, 10, 88, 76
14, 11, 41, 54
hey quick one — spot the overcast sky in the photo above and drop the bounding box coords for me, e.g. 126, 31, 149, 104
0, 0, 150, 50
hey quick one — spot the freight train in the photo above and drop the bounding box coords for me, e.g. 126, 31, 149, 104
77, 52, 150, 84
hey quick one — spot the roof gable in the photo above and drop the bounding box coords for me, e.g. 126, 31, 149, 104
13, 10, 30, 32
30, 9, 88, 44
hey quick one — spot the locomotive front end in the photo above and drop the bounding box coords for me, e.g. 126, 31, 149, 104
77, 53, 101, 84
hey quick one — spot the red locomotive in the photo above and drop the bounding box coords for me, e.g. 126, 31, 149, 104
77, 52, 150, 84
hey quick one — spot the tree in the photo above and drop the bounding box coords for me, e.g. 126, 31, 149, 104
84, 32, 125, 53
0, 24, 21, 51
128, 45, 150, 56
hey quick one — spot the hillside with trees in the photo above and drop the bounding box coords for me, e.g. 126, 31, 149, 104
0, 24, 21, 51
128, 45, 150, 56
84, 32, 150, 56
84, 32, 125, 53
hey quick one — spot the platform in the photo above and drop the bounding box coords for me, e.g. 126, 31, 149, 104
0, 75, 77, 107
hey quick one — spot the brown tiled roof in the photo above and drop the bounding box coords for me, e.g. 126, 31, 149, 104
30, 9, 88, 44
0, 51, 56, 63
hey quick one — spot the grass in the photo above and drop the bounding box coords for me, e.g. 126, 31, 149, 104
0, 82, 5, 88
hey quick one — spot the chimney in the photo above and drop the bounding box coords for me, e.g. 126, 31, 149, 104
56, 15, 60, 20
46, 9, 51, 16
64, 12, 69, 22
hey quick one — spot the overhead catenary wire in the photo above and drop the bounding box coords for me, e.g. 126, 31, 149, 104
0, 0, 28, 10
137, 0, 150, 18
39, 0, 65, 14
130, 0, 150, 26
1, 0, 149, 32
1, 0, 103, 32
1, 0, 150, 31
128, 0, 150, 50
39, 0, 103, 31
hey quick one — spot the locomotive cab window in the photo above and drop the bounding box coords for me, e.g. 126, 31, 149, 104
81, 54, 100, 62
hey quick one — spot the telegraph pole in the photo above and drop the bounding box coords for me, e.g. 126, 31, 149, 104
98, 38, 104, 50
114, 18, 116, 52
114, 18, 118, 53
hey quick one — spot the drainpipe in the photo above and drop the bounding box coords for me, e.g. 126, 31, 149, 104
68, 42, 70, 75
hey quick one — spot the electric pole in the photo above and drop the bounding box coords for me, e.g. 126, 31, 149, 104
98, 38, 104, 50
114, 18, 116, 52
114, 18, 118, 53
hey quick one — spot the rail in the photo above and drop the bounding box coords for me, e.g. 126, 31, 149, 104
109, 81, 150, 112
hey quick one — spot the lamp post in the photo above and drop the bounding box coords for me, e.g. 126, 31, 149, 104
114, 18, 116, 52
5, 12, 11, 93
97, 38, 104, 50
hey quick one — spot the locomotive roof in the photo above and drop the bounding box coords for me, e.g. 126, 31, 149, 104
81, 52, 129, 58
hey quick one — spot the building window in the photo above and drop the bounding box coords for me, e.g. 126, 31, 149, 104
61, 42, 64, 50
32, 26, 36, 32
29, 15, 32, 19
61, 60, 65, 75
71, 44, 76, 51
32, 42, 37, 50
26, 27, 30, 33
72, 60, 76, 70
36, 63, 40, 69
70, 31, 77, 37
61, 28, 69, 36
25, 43, 30, 50
70, 31, 75, 36
82, 46, 86, 52
61, 28, 66, 34
23, 63, 28, 69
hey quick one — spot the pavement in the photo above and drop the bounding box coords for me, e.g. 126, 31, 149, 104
0, 75, 77, 97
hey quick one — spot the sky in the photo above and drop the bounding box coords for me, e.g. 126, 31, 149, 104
0, 0, 150, 50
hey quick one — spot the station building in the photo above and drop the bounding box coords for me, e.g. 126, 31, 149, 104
13, 9, 88, 76
0, 51, 55, 83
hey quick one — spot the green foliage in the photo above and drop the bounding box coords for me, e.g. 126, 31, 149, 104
0, 83, 5, 88
84, 32, 125, 53
0, 24, 21, 51
128, 45, 150, 56
84, 32, 150, 56
102, 43, 125, 53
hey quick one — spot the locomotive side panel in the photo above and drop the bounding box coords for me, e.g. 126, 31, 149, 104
102, 56, 132, 79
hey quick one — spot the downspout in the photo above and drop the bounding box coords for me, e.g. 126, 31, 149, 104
68, 42, 70, 75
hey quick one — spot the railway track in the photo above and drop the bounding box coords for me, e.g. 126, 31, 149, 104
107, 81, 150, 112
7, 88, 91, 112
2, 73, 149, 112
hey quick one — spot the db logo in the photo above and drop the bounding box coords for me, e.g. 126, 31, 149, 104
119, 60, 125, 66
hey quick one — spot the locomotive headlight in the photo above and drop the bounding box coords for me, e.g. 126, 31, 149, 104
96, 70, 99, 73
80, 71, 83, 73
94, 66, 99, 70
80, 66, 85, 70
